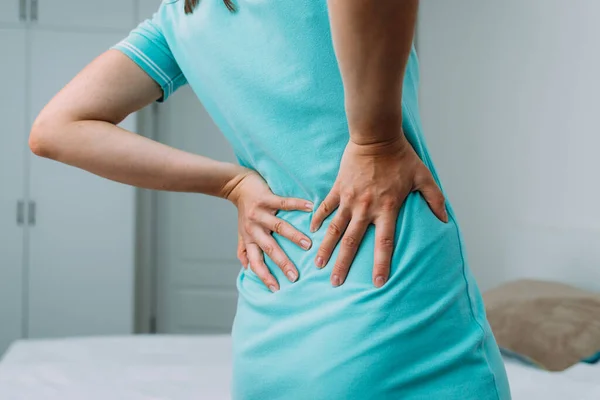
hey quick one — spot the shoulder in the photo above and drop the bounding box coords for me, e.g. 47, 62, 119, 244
151, 0, 186, 38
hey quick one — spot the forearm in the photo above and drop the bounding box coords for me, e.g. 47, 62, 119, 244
327, 0, 418, 144
30, 119, 247, 198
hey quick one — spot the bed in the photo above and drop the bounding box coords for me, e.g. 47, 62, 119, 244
0, 335, 598, 399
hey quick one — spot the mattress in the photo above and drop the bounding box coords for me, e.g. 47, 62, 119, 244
0, 335, 598, 400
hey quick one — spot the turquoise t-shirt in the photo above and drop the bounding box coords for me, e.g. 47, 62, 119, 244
114, 1, 511, 399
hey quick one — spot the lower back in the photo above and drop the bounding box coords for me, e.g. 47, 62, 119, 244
233, 192, 509, 399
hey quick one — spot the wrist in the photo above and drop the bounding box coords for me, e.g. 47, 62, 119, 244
220, 164, 252, 204
347, 109, 404, 147
348, 135, 410, 159
348, 118, 410, 157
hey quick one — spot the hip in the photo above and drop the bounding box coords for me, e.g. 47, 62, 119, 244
232, 232, 506, 399
231, 193, 509, 398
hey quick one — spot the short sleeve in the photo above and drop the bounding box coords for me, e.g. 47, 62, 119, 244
112, 11, 186, 102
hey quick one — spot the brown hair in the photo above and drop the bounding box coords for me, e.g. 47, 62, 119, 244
184, 0, 236, 13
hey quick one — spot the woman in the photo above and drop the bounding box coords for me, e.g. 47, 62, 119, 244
30, 0, 511, 398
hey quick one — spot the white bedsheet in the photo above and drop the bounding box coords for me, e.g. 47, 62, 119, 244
503, 357, 600, 400
0, 335, 232, 400
0, 335, 598, 399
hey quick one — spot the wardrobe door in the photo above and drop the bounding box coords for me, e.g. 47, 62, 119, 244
33, 0, 135, 30
0, 0, 26, 25
0, 28, 27, 354
27, 29, 136, 338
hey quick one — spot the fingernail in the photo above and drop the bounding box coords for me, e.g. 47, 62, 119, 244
286, 270, 298, 282
443, 210, 449, 223
331, 274, 341, 287
269, 285, 278, 293
300, 239, 311, 250
310, 226, 316, 233
315, 256, 324, 268
305, 202, 314, 211
374, 276, 386, 288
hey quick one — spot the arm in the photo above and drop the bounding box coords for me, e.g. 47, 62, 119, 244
327, 0, 417, 143
30, 50, 312, 291
30, 50, 245, 198
311, 0, 447, 288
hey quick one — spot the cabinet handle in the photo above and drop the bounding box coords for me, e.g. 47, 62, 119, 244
16, 200, 25, 225
19, 0, 27, 21
30, 0, 38, 22
28, 201, 36, 226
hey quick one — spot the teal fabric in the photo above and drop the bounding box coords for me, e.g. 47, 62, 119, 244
583, 351, 600, 364
114, 1, 511, 398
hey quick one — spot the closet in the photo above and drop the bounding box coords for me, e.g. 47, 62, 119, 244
0, 0, 158, 354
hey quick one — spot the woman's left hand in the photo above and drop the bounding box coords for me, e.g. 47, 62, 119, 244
309, 134, 447, 288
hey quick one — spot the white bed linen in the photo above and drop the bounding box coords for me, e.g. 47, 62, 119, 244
503, 357, 600, 400
0, 335, 232, 400
0, 335, 598, 400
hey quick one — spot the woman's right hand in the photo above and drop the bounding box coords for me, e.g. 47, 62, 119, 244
226, 170, 314, 292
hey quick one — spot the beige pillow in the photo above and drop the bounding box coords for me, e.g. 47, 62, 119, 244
484, 279, 600, 371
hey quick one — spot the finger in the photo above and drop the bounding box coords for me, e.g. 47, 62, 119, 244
268, 195, 313, 212
314, 207, 350, 270
372, 213, 397, 288
253, 229, 299, 283
414, 168, 448, 223
330, 216, 370, 287
237, 234, 249, 269
247, 243, 279, 292
310, 189, 340, 233
260, 214, 312, 250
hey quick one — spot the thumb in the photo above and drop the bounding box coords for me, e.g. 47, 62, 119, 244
414, 170, 448, 223
310, 187, 340, 233
237, 233, 249, 268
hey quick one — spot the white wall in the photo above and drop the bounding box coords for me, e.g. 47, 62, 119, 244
418, 1, 600, 292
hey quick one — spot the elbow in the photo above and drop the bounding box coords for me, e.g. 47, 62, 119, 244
28, 122, 48, 158
29, 115, 61, 159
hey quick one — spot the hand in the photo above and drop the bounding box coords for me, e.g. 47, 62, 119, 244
310, 134, 447, 288
227, 170, 313, 292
